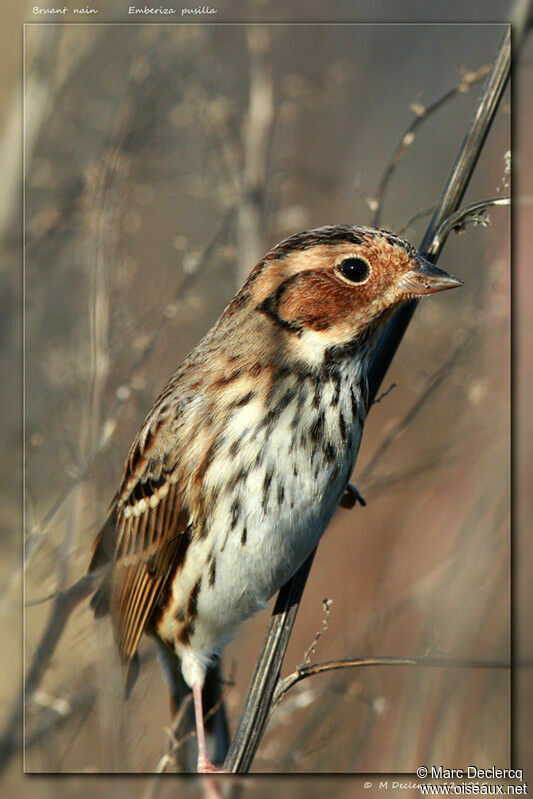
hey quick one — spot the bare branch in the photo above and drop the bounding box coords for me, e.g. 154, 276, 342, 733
371, 381, 396, 406
370, 65, 490, 228
273, 656, 510, 706
300, 598, 333, 669
151, 681, 232, 777
431, 195, 510, 252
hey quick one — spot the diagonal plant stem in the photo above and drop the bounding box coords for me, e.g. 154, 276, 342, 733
224, 26, 511, 774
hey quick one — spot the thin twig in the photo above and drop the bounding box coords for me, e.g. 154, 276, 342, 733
153, 694, 194, 775
300, 599, 333, 669
152, 682, 232, 776
370, 65, 490, 228
274, 656, 510, 705
431, 195, 510, 251
224, 28, 511, 775
371, 382, 396, 406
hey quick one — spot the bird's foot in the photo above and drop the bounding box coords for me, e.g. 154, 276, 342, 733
197, 754, 228, 774
340, 482, 367, 509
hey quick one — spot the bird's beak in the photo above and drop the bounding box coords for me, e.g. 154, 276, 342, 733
399, 256, 464, 295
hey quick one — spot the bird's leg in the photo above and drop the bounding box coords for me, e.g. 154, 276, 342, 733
193, 680, 219, 773
340, 482, 367, 509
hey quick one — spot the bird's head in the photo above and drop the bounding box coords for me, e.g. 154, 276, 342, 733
229, 225, 463, 366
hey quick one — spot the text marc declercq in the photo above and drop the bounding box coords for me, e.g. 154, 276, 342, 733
431, 768, 524, 781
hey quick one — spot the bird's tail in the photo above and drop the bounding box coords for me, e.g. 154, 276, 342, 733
157, 641, 230, 772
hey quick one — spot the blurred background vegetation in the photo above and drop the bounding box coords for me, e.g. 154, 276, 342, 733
0, 1, 528, 796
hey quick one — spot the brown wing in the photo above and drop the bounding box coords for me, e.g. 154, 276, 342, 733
92, 412, 192, 665
111, 479, 190, 662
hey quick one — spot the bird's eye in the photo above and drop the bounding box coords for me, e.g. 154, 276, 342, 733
337, 257, 370, 283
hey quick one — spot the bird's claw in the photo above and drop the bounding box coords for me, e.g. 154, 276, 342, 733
340, 482, 366, 509
197, 755, 229, 774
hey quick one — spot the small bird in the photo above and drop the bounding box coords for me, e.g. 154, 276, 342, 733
88, 225, 463, 772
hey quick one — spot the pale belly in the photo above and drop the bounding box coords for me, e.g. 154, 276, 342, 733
157, 369, 365, 671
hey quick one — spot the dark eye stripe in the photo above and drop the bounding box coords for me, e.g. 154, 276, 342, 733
337, 257, 370, 283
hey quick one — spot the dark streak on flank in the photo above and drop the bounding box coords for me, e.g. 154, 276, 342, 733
262, 386, 298, 428
277, 385, 298, 414
241, 526, 247, 546
277, 482, 285, 506
209, 557, 216, 588
331, 376, 341, 406
231, 499, 241, 528
361, 378, 370, 413
177, 620, 194, 645
351, 387, 358, 418
291, 386, 306, 430
187, 577, 202, 620
312, 377, 322, 409
339, 411, 347, 442
324, 442, 336, 462
262, 467, 274, 511
196, 521, 209, 540
310, 411, 325, 443
227, 466, 247, 494
273, 366, 291, 381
